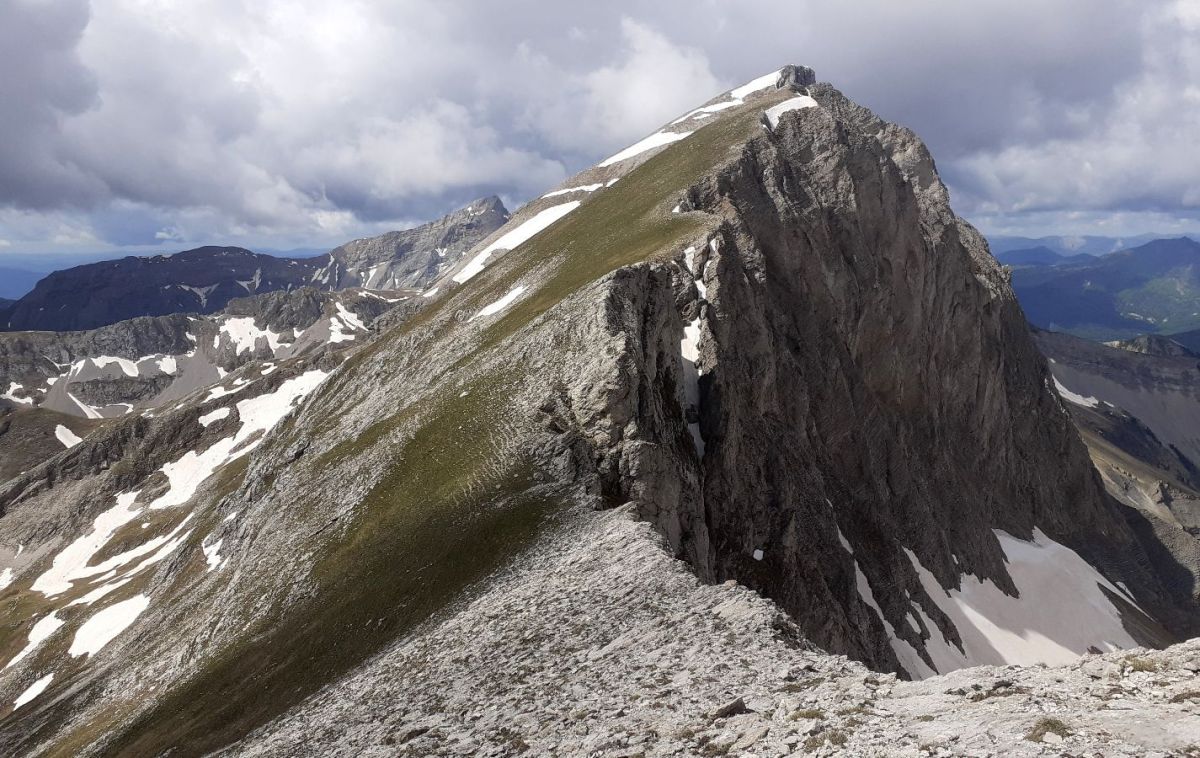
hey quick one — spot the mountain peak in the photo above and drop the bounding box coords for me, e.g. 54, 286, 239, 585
778, 63, 816, 88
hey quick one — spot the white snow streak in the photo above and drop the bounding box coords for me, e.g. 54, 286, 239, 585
542, 183, 603, 198
68, 594, 150, 657
198, 407, 231, 427
729, 69, 784, 99
55, 425, 83, 448
1052, 376, 1102, 409
13, 674, 54, 710
836, 529, 937, 679
455, 202, 581, 284
598, 131, 693, 168
472, 286, 527, 320
672, 68, 784, 125
764, 95, 819, 129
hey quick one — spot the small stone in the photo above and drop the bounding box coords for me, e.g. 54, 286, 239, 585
711, 697, 752, 719
731, 723, 770, 751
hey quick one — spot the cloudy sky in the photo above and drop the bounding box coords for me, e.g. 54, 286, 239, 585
2, 0, 1199, 265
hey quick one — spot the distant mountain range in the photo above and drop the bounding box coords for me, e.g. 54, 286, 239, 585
0, 197, 507, 332
1009, 236, 1200, 340
995, 245, 1097, 267
989, 233, 1171, 258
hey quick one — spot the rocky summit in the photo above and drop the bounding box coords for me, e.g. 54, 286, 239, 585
0, 65, 1196, 757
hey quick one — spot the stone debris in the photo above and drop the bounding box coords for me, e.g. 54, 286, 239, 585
232, 506, 1200, 757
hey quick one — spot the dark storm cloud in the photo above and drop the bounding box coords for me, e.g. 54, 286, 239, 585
0, 0, 1196, 253
0, 0, 101, 208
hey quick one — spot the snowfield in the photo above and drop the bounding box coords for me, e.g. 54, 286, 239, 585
55, 425, 83, 448
454, 202, 581, 284
68, 595, 151, 658
903, 529, 1138, 676
472, 286, 527, 320
598, 131, 693, 168
1053, 376, 1103, 408
764, 95, 818, 129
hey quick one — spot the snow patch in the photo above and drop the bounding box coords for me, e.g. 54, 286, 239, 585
329, 302, 366, 343
13, 673, 54, 710
764, 95, 819, 129
5, 613, 64, 669
202, 538, 224, 571
902, 528, 1140, 675
2, 382, 33, 406
542, 183, 603, 198
1052, 376, 1102, 409
68, 578, 132, 607
66, 392, 103, 419
730, 68, 783, 100
198, 407, 231, 427
472, 286, 527, 320
68, 594, 150, 657
219, 317, 283, 356
455, 202, 581, 284
672, 68, 783, 125
55, 425, 83, 448
598, 131, 693, 168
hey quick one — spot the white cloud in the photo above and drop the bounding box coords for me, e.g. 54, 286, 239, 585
0, 0, 1196, 253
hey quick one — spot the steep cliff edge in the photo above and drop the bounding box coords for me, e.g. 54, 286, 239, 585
614, 82, 1198, 672
0, 66, 1195, 756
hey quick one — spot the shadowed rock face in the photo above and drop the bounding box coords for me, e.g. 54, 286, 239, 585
564, 84, 1197, 673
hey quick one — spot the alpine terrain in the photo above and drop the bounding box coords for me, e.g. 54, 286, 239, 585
0, 65, 1197, 757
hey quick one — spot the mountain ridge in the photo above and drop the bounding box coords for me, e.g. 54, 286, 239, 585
1011, 236, 1200, 339
0, 197, 507, 333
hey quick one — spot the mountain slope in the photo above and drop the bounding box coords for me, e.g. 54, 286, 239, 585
0, 287, 402, 480
0, 65, 1195, 756
1011, 237, 1200, 339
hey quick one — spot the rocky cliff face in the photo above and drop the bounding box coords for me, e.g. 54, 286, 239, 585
309, 196, 508, 290
608, 82, 1198, 671
0, 66, 1195, 756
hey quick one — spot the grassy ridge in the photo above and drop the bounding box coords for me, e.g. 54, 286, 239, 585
70, 92, 787, 755
89, 375, 558, 756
